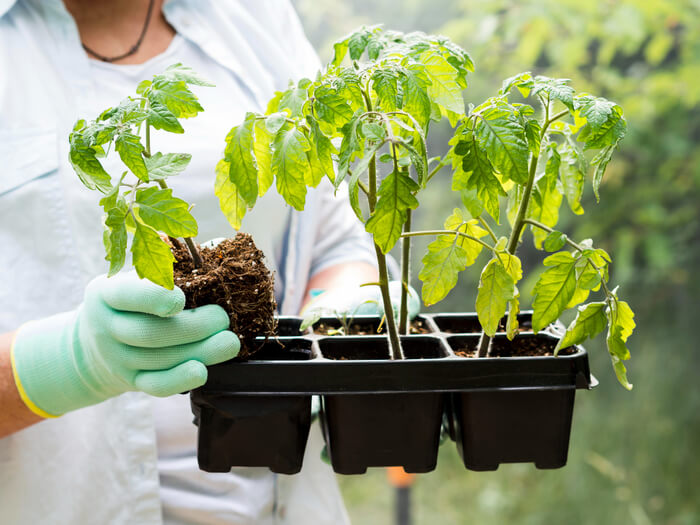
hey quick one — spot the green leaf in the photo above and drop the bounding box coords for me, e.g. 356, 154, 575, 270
419, 235, 468, 306
336, 112, 363, 186
532, 251, 578, 332
506, 290, 520, 341
224, 113, 258, 206
144, 152, 192, 180
313, 86, 354, 128
575, 95, 626, 149
559, 145, 585, 215
474, 101, 529, 185
362, 122, 387, 142
371, 68, 399, 111
132, 221, 175, 290
307, 116, 337, 184
400, 64, 432, 128
444, 209, 488, 264
500, 71, 533, 98
531, 76, 575, 111
476, 258, 516, 337
365, 169, 420, 253
529, 145, 563, 248
147, 100, 183, 133
460, 188, 484, 219
556, 301, 607, 352
69, 135, 112, 192
272, 123, 310, 210
591, 144, 615, 202
451, 133, 506, 222
149, 79, 204, 119
605, 298, 635, 390
421, 51, 465, 115
103, 203, 128, 277
134, 186, 197, 238
157, 63, 214, 87
253, 119, 274, 196
495, 251, 523, 282
115, 131, 148, 181
215, 159, 247, 230
279, 82, 309, 118
544, 230, 568, 252
348, 29, 370, 60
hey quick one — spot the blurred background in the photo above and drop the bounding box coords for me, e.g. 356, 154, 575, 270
292, 0, 700, 523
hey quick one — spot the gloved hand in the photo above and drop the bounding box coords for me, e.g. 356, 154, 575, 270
302, 280, 420, 324
11, 272, 239, 418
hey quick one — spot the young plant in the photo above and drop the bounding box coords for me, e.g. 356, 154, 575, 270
68, 63, 213, 289
417, 72, 635, 389
219, 26, 473, 359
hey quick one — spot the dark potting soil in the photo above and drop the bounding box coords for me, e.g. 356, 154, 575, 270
452, 337, 576, 358
172, 233, 276, 358
314, 318, 431, 336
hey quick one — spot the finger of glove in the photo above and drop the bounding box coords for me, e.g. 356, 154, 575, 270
94, 272, 186, 318
118, 330, 240, 371
134, 360, 208, 397
109, 304, 230, 348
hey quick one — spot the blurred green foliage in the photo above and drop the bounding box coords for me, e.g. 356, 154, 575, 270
293, 1, 700, 523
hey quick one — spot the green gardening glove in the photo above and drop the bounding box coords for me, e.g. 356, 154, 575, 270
11, 272, 239, 418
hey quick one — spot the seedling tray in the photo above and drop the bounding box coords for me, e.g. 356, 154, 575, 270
198, 313, 593, 395
191, 312, 595, 474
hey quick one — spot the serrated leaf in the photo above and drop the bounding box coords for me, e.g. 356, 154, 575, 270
544, 231, 567, 252
313, 86, 354, 128
272, 124, 310, 210
532, 76, 575, 111
224, 113, 258, 206
336, 112, 363, 186
348, 30, 370, 60
135, 187, 197, 237
149, 79, 204, 119
252, 120, 274, 196
506, 291, 520, 341
474, 101, 529, 185
147, 100, 183, 133
591, 144, 615, 202
69, 136, 112, 192
500, 72, 533, 98
157, 63, 214, 87
365, 169, 420, 253
103, 204, 127, 277
532, 251, 578, 332
421, 51, 464, 115
419, 235, 468, 306
559, 145, 585, 215
115, 131, 148, 181
132, 221, 175, 289
215, 159, 246, 230
556, 301, 607, 351
144, 152, 191, 180
400, 64, 432, 128
476, 258, 516, 337
279, 84, 309, 118
460, 188, 484, 219
529, 146, 563, 248
444, 210, 488, 264
451, 135, 505, 222
371, 68, 399, 112
307, 116, 336, 184
605, 298, 635, 390
575, 95, 626, 150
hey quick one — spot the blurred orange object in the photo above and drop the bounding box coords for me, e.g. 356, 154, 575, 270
386, 467, 416, 488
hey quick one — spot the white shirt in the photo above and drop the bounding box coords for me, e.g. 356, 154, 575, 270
0, 1, 375, 523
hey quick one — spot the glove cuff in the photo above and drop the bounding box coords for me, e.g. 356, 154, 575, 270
11, 312, 102, 417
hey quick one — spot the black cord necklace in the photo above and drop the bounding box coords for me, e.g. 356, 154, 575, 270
81, 0, 156, 63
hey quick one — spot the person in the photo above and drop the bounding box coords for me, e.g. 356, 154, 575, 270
0, 1, 399, 523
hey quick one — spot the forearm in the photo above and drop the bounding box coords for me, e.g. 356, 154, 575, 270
0, 331, 42, 439
301, 261, 378, 311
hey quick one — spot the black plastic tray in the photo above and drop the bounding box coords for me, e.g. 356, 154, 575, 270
198, 313, 593, 395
